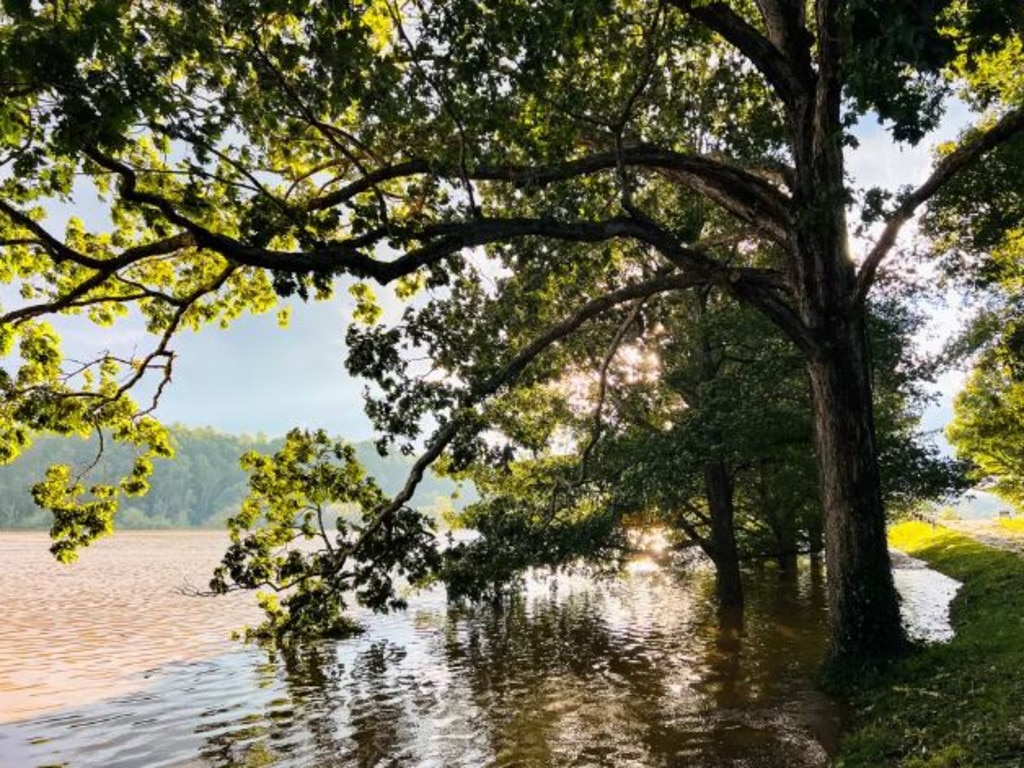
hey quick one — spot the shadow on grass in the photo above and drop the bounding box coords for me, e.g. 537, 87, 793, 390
835, 522, 1024, 767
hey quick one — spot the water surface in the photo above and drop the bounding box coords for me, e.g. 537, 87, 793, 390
2, 532, 845, 767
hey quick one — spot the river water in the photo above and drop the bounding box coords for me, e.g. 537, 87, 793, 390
0, 532, 949, 767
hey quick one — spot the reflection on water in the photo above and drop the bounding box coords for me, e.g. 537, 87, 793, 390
890, 548, 961, 643
0, 532, 841, 767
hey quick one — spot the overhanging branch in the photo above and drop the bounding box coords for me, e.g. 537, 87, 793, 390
80, 149, 793, 292
855, 106, 1024, 305
91, 142, 793, 255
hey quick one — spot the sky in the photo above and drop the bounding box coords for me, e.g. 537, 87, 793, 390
144, 296, 372, 438
846, 102, 974, 447
15, 103, 976, 444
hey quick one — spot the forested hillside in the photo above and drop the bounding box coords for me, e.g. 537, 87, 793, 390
0, 427, 471, 529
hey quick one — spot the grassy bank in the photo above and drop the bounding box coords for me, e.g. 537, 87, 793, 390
835, 522, 1024, 768
998, 519, 1024, 535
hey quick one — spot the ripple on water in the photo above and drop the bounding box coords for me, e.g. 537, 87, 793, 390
0, 532, 265, 723
2, 532, 846, 767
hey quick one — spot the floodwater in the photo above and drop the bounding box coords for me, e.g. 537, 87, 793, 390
890, 548, 962, 643
0, 532, 952, 767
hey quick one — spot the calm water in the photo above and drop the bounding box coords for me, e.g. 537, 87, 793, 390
0, 532, 861, 767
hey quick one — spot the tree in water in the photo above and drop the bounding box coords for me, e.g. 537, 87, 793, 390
438, 280, 962, 612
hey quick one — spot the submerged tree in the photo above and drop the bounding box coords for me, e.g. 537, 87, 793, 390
2, 0, 1023, 670
564, 286, 815, 609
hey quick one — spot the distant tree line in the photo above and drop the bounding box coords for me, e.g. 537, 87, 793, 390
0, 426, 471, 530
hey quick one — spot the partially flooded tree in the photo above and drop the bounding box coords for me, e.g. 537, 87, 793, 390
565, 287, 816, 610
440, 283, 963, 612
1, 0, 1022, 670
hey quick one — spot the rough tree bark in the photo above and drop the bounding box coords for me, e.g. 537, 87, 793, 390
781, 0, 906, 670
806, 311, 908, 668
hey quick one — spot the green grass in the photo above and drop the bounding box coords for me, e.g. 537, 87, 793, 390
998, 519, 1024, 535
835, 522, 1024, 768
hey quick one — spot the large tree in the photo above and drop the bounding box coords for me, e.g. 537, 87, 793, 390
1, 0, 1022, 670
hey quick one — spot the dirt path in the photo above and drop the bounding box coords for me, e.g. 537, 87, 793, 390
938, 519, 1024, 555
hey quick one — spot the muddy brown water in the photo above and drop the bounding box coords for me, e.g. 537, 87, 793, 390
0, 531, 947, 767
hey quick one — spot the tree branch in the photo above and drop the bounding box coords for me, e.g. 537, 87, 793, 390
666, 0, 809, 106
0, 232, 198, 327
485, 146, 793, 241
82, 148, 808, 353
855, 106, 1024, 305
92, 140, 792, 253
579, 299, 648, 479
82, 150, 791, 291
0, 198, 195, 273
674, 502, 712, 549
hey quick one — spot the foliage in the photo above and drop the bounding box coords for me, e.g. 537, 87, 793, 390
938, 131, 1024, 511
441, 456, 626, 602
841, 0, 1022, 142
868, 289, 971, 517
947, 360, 1024, 511
210, 429, 440, 642
837, 522, 1024, 767
441, 284, 962, 598
577, 288, 818, 557
924, 32, 1024, 516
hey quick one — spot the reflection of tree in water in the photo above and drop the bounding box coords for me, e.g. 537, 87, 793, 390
695, 561, 836, 768
440, 565, 833, 767
443, 590, 625, 765
194, 563, 834, 767
696, 559, 829, 702
443, 590, 624, 765
198, 639, 420, 768
438, 570, 721, 765
336, 641, 415, 767
705, 604, 745, 709
196, 642, 341, 768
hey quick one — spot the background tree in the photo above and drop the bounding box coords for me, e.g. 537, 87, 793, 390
1, 0, 1022, 669
922, 42, 1024, 511
0, 425, 470, 528
584, 286, 813, 608
440, 281, 962, 611
947, 362, 1024, 510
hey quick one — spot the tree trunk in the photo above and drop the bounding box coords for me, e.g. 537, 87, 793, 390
705, 460, 744, 609
806, 314, 907, 672
776, 549, 799, 573
787, 68, 906, 669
